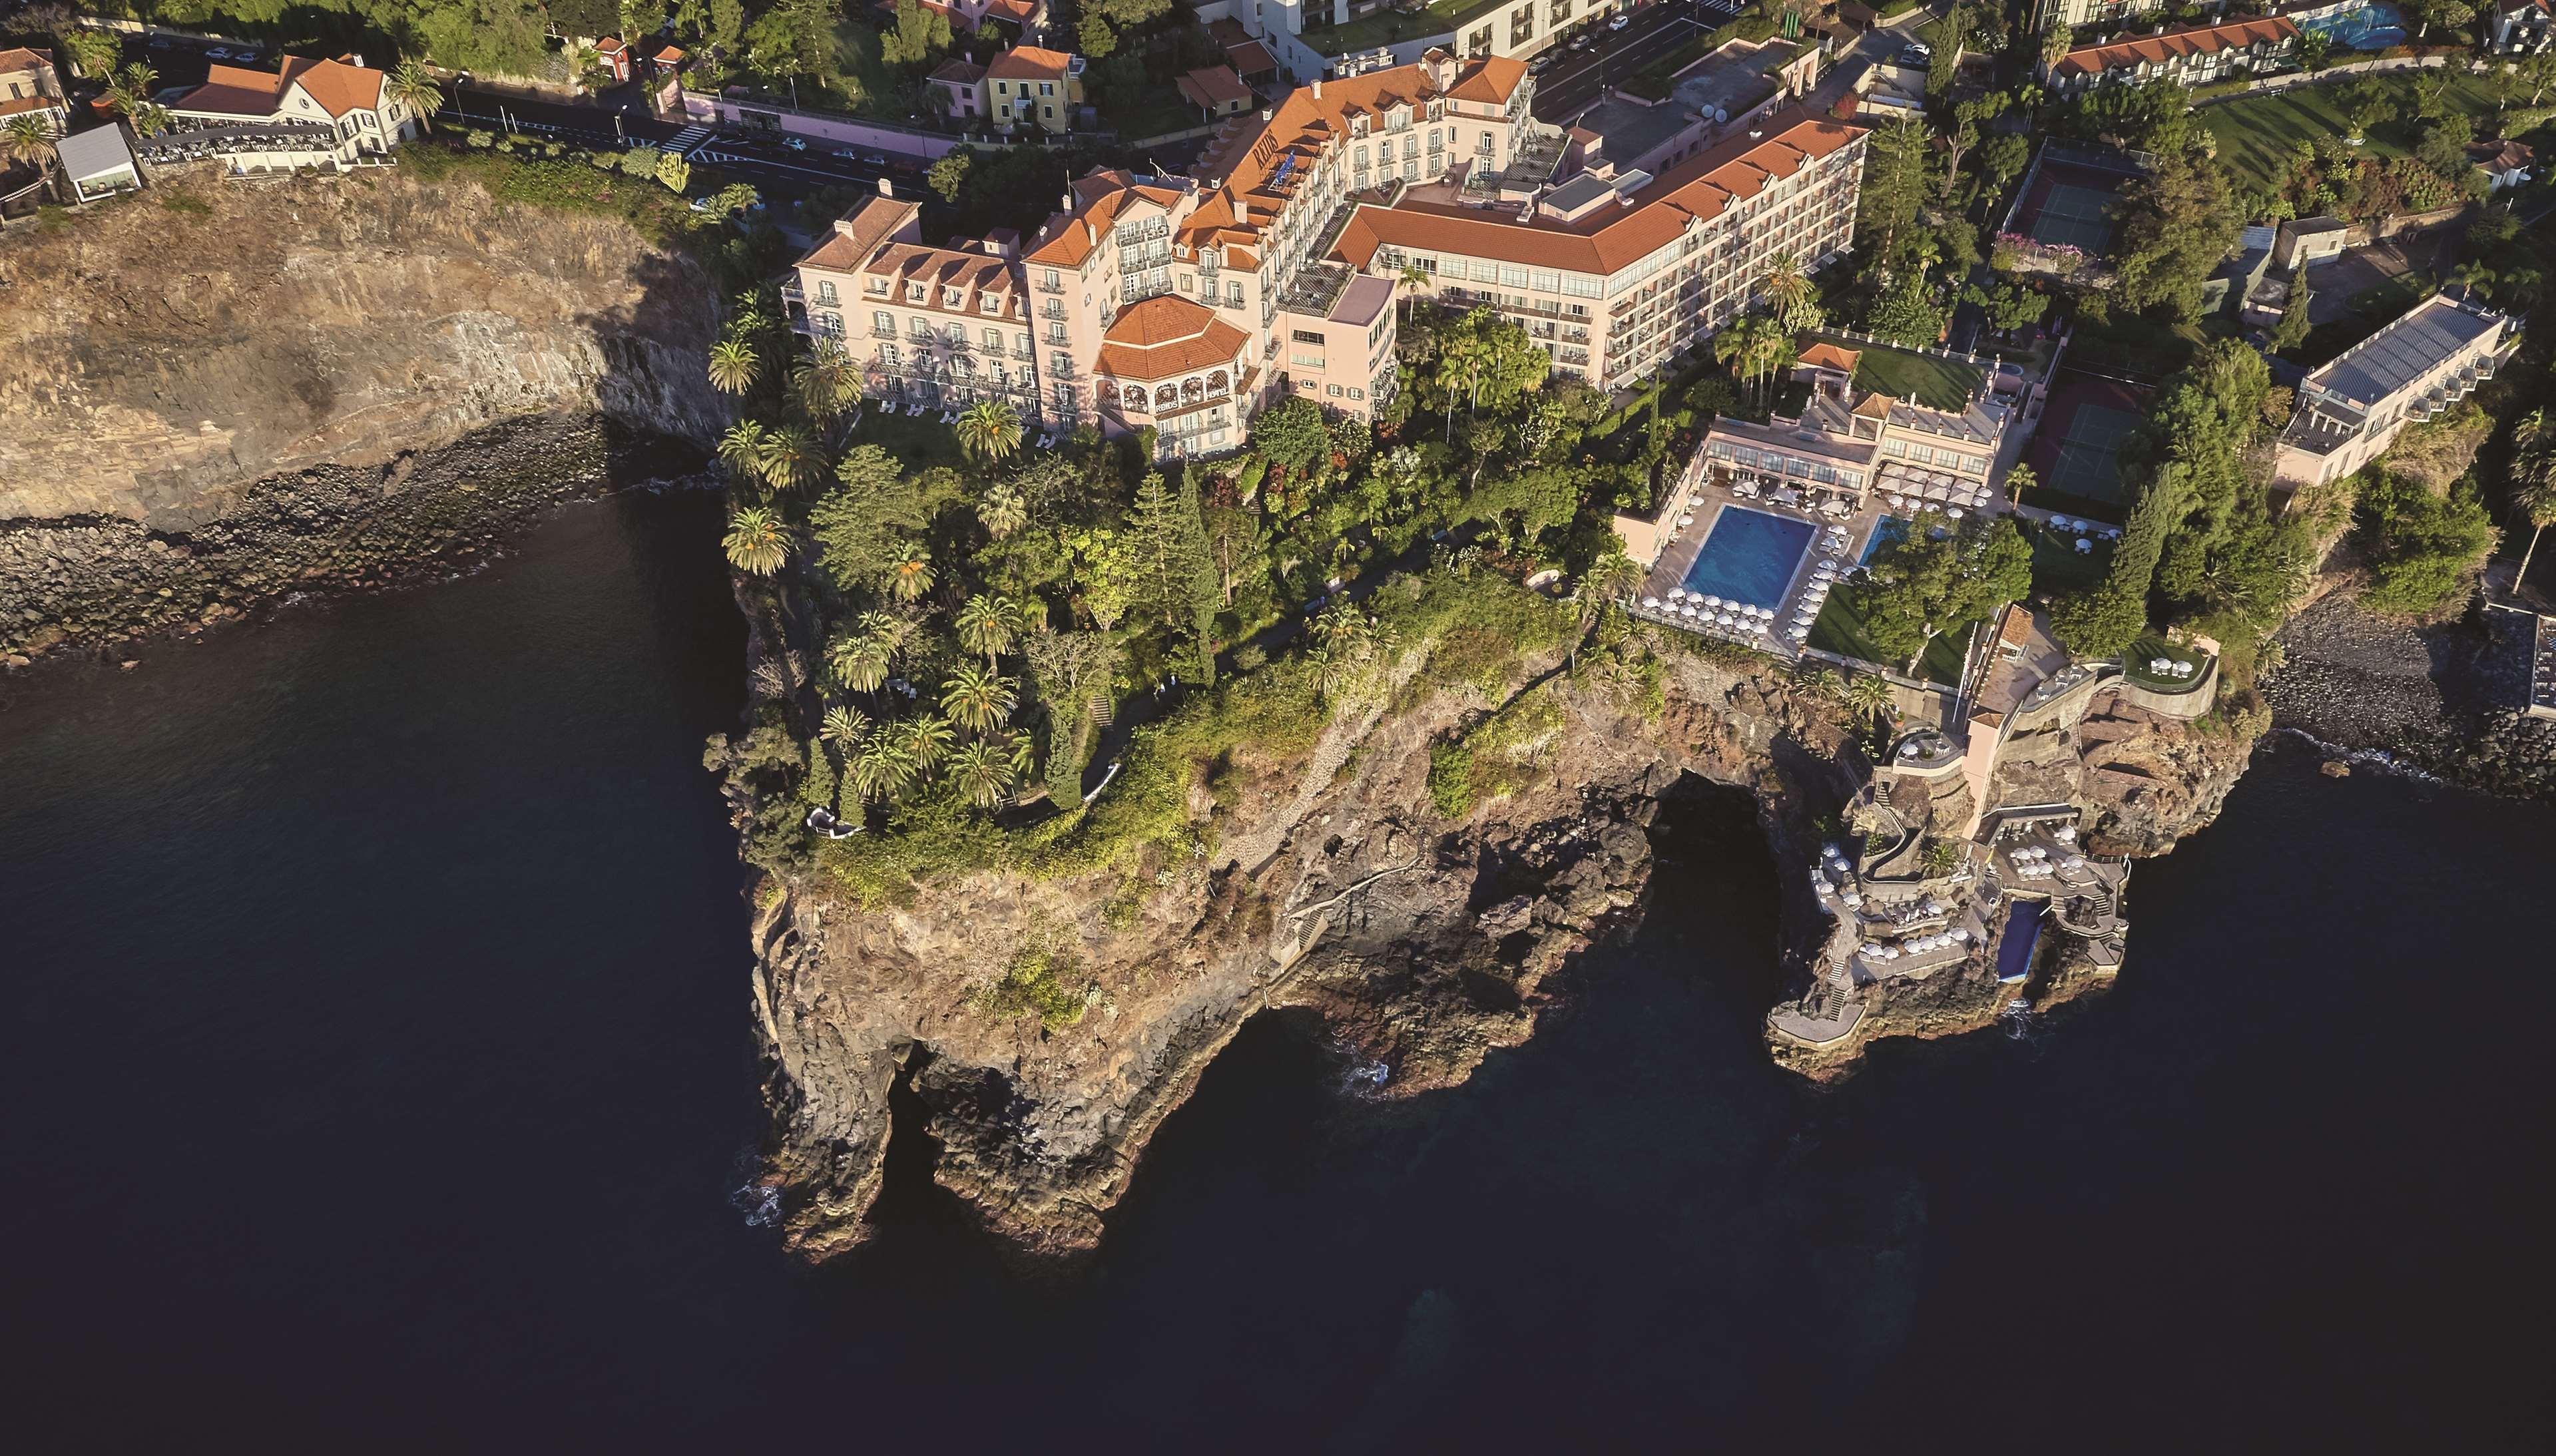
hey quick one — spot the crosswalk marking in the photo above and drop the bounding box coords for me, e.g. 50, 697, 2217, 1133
666, 124, 714, 158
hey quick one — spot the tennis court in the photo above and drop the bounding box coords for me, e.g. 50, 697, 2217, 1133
2013, 160, 2131, 256
2024, 371, 2152, 519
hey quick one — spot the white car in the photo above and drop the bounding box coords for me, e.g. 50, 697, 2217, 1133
204, 46, 232, 60
1609, 13, 1630, 30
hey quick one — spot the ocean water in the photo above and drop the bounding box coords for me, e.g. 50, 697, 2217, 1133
3, 493, 2549, 1452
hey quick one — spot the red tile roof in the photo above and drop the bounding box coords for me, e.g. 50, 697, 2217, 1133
987, 45, 1075, 83
2052, 17, 2298, 79
1097, 296, 1248, 380
1176, 65, 1252, 111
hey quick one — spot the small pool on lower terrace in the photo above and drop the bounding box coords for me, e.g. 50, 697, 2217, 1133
1678, 507, 1816, 611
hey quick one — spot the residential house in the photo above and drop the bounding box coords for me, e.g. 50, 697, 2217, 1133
1336, 104, 1868, 392
985, 45, 1083, 134
2471, 137, 2535, 192
2273, 292, 2518, 491
2493, 0, 2554, 53
928, 59, 989, 122
56, 122, 143, 202
1689, 342, 2014, 517
2043, 17, 2298, 95
1208, 18, 1281, 87
1176, 65, 1256, 122
591, 35, 637, 84
0, 47, 68, 136
166, 54, 420, 164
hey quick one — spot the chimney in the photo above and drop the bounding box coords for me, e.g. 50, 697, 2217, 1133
879, 175, 895, 198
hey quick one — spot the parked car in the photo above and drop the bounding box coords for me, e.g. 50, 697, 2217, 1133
1609, 13, 1630, 30
1530, 53, 1553, 73
863, 151, 888, 166
832, 146, 864, 159
204, 46, 233, 60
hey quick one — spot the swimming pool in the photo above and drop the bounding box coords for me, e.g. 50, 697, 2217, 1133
1680, 507, 1816, 611
2301, 2, 2405, 52
1860, 516, 1912, 567
1996, 901, 2045, 985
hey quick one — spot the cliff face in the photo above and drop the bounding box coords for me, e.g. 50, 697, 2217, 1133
0, 167, 721, 527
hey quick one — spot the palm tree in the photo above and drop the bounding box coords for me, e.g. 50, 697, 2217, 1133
820, 705, 872, 756
759, 423, 820, 492
849, 736, 917, 804
1758, 251, 1818, 332
887, 552, 935, 603
1397, 258, 1431, 321
707, 338, 759, 396
792, 346, 854, 425
955, 593, 1020, 668
1712, 324, 1754, 405
954, 398, 1023, 463
897, 714, 955, 776
1792, 665, 1845, 702
939, 665, 1019, 735
1845, 673, 1896, 727
950, 739, 1017, 809
977, 482, 1027, 539
2002, 462, 2037, 507
2450, 261, 2498, 300
1, 117, 55, 181
2510, 409, 2556, 596
830, 634, 892, 693
718, 421, 771, 484
721, 506, 791, 575
388, 58, 444, 134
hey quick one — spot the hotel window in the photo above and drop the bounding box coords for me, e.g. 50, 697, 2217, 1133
1041, 268, 1061, 290
872, 310, 894, 334
1226, 281, 1243, 307
910, 318, 931, 338
983, 326, 1003, 350
1050, 352, 1072, 375
1047, 322, 1067, 343
1531, 270, 1559, 294
880, 342, 900, 367
817, 281, 838, 304
996, 81, 1009, 95
1040, 82, 1054, 97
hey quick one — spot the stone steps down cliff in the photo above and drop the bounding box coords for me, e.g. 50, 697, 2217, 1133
0, 168, 724, 660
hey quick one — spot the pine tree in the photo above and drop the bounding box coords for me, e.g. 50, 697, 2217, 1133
1175, 469, 1221, 685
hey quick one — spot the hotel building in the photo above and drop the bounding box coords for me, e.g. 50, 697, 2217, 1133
788, 51, 1866, 457
2273, 292, 2517, 492
2041, 17, 2299, 96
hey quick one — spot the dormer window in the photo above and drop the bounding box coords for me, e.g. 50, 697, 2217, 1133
943, 287, 961, 307
905, 283, 925, 302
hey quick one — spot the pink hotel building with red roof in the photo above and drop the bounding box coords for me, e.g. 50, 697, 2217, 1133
788, 48, 1866, 459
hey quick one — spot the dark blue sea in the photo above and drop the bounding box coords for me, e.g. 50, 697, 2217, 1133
4, 494, 2549, 1452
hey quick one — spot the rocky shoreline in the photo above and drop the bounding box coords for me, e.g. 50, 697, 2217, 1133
2263, 593, 2555, 802
0, 414, 709, 670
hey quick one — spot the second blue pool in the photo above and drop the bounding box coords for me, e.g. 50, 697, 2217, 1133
1679, 507, 1816, 611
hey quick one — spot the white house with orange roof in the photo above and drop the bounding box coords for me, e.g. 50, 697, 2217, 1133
0, 46, 68, 136
166, 54, 420, 164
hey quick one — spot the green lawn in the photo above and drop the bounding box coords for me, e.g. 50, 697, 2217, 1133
826, 19, 917, 121
2200, 71, 2501, 196
2022, 517, 2115, 593
1309, 0, 1504, 56
1848, 342, 1986, 412
2122, 632, 2211, 691
1805, 587, 1975, 684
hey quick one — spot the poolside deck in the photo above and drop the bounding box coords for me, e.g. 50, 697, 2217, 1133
1631, 479, 1898, 660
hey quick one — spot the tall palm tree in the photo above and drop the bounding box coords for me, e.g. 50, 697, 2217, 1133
977, 482, 1027, 539
707, 338, 759, 396
2511, 409, 2556, 595
830, 634, 893, 694
939, 666, 1018, 735
887, 552, 935, 603
2002, 462, 2038, 508
1397, 259, 1431, 321
1792, 664, 1845, 702
849, 736, 916, 804
897, 714, 955, 776
1, 117, 55, 180
721, 506, 791, 575
387, 58, 444, 134
718, 421, 771, 484
954, 398, 1023, 463
793, 346, 854, 425
955, 593, 1021, 668
759, 423, 820, 493
950, 738, 1017, 810
1758, 251, 1818, 332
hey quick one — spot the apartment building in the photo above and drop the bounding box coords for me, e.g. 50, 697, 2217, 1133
1693, 343, 2015, 511
2026, 0, 2167, 34
2494, 0, 2555, 53
788, 186, 1052, 423
2274, 292, 2517, 491
1334, 105, 1866, 390
166, 54, 421, 160
0, 46, 67, 136
2043, 17, 2298, 95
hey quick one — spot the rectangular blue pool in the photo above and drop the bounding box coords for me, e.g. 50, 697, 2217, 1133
1678, 507, 1816, 611
1860, 515, 1911, 567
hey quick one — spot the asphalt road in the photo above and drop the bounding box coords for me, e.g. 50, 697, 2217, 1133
1531, 1, 1732, 124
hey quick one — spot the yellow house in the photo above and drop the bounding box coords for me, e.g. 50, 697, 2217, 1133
985, 46, 1083, 135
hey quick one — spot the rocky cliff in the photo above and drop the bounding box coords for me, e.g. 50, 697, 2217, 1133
0, 166, 722, 659
735, 613, 2244, 1261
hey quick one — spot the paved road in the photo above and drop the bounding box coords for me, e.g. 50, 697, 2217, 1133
1531, 1, 1730, 124
439, 83, 930, 205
